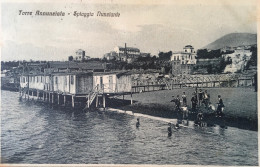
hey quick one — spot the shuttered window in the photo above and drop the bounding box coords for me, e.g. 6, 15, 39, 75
71, 76, 74, 85
55, 77, 58, 84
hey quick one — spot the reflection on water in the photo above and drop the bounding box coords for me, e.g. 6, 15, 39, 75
1, 90, 258, 165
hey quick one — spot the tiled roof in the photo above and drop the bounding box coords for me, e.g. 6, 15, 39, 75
184, 45, 194, 48
118, 46, 140, 52
93, 71, 131, 76
47, 61, 105, 70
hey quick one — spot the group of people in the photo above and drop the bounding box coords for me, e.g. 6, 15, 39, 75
171, 88, 225, 120
191, 89, 210, 113
136, 88, 225, 137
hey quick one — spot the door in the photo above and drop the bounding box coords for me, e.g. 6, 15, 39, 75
109, 76, 113, 92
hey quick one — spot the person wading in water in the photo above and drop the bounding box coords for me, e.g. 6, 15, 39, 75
136, 118, 140, 128
168, 123, 172, 137
216, 95, 225, 117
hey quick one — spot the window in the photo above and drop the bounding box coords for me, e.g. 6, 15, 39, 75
100, 76, 103, 87
174, 56, 176, 60
41, 76, 43, 82
71, 76, 74, 85
36, 76, 39, 83
55, 77, 58, 84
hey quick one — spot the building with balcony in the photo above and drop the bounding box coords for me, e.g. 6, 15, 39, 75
170, 45, 197, 76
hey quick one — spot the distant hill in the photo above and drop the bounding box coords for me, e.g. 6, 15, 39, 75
203, 33, 257, 50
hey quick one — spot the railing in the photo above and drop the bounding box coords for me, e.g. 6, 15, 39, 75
84, 85, 100, 109
131, 73, 256, 93
95, 83, 132, 93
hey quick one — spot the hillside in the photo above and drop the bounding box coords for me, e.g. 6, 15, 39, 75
203, 33, 257, 50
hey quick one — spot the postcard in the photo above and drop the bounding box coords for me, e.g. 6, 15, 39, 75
1, 0, 258, 166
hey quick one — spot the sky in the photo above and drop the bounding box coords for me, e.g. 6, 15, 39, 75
1, 0, 258, 61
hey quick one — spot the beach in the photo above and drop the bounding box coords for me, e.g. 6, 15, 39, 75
112, 87, 257, 130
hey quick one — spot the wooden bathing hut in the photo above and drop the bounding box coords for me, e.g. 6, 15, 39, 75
19, 71, 94, 108
19, 69, 134, 110
93, 71, 132, 93
83, 71, 133, 109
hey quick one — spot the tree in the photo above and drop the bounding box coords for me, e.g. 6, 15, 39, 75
209, 49, 222, 58
217, 58, 227, 73
158, 51, 172, 61
68, 56, 73, 61
197, 49, 208, 59
197, 49, 222, 59
207, 64, 213, 74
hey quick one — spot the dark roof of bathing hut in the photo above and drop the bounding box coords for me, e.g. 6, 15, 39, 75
47, 61, 105, 70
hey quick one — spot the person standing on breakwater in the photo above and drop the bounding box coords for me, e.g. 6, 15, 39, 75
171, 96, 177, 118
168, 123, 172, 137
191, 93, 198, 113
175, 95, 182, 122
198, 89, 203, 106
182, 92, 187, 106
175, 95, 181, 111
216, 95, 225, 117
171, 95, 176, 108
203, 90, 210, 109
136, 118, 140, 128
